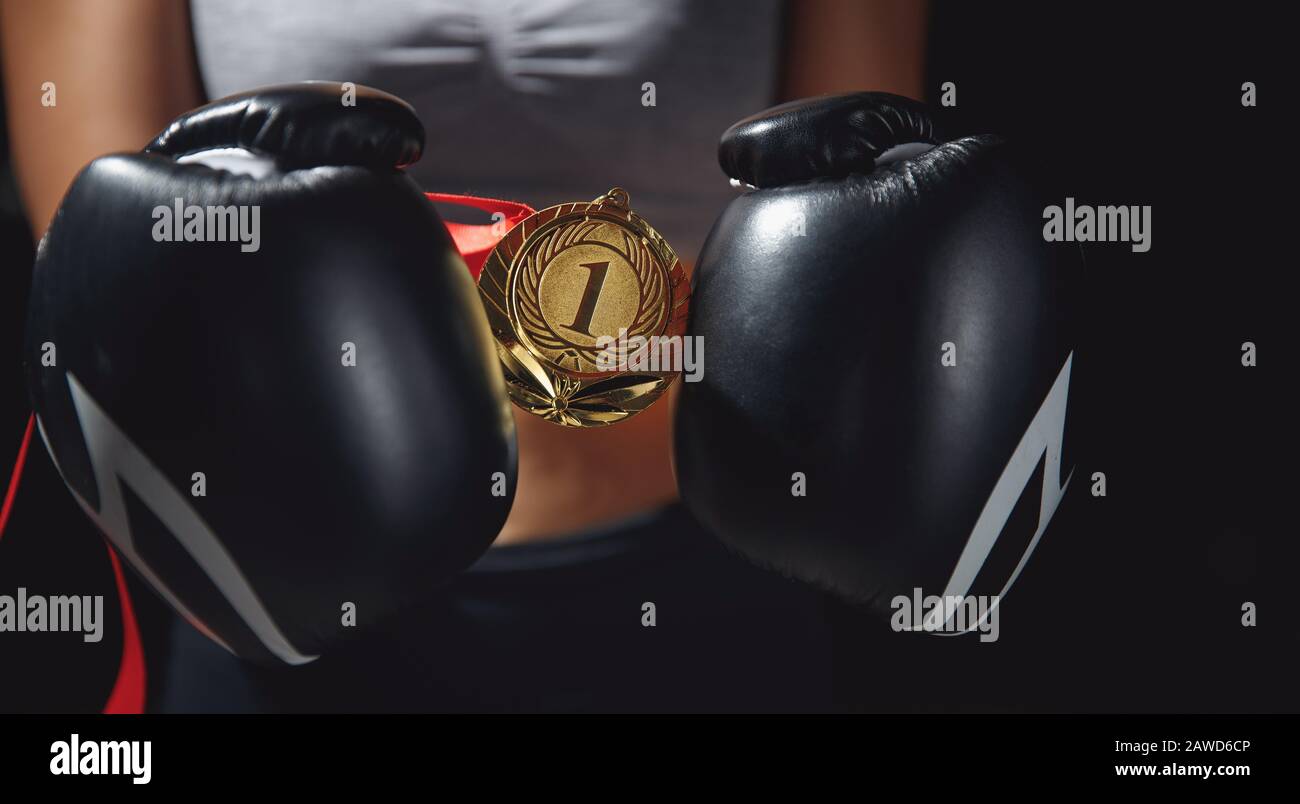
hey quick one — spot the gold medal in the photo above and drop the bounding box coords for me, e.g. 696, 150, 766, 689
476, 188, 690, 427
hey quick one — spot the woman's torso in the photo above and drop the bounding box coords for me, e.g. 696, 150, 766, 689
190, 0, 784, 259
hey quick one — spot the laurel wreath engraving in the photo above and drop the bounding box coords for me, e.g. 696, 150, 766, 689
499, 356, 667, 427
513, 218, 668, 369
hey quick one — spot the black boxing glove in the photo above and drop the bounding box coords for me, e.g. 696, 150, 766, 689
25, 82, 517, 664
676, 93, 1082, 625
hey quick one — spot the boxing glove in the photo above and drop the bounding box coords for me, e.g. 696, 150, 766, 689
675, 93, 1082, 624
25, 82, 517, 665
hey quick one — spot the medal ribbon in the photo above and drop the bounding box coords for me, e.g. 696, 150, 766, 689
426, 193, 535, 279
0, 414, 145, 714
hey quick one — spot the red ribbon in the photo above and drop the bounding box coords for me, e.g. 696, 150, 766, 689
0, 414, 34, 539
426, 193, 534, 279
0, 414, 146, 714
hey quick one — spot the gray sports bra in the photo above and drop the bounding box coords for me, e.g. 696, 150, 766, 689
190, 0, 784, 261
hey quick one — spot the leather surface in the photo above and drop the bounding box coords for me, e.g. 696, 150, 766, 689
26, 83, 516, 663
678, 114, 1082, 612
719, 92, 943, 188
148, 82, 424, 169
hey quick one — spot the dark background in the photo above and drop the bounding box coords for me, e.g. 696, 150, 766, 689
0, 2, 1291, 712
830, 3, 1289, 712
